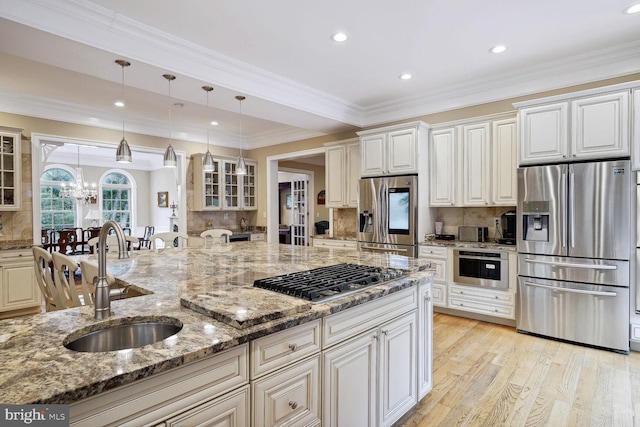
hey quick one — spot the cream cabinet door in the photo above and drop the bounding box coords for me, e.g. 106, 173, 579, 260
519, 102, 569, 165
462, 122, 490, 206
361, 133, 386, 176
323, 331, 377, 427
633, 88, 640, 171
325, 145, 346, 207
379, 311, 417, 427
417, 282, 433, 400
491, 118, 517, 205
0, 260, 40, 314
0, 127, 22, 211
387, 127, 417, 174
429, 127, 458, 206
571, 91, 629, 160
346, 142, 361, 207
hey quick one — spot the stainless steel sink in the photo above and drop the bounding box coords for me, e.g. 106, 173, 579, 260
63, 317, 183, 352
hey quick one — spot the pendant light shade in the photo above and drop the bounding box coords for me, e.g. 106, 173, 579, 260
202, 85, 215, 172
164, 144, 177, 168
115, 59, 132, 163
235, 95, 247, 176
163, 74, 177, 168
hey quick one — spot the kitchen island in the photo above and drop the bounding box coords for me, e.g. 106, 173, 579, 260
0, 242, 434, 426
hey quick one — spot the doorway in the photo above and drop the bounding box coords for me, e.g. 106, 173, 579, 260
266, 147, 324, 244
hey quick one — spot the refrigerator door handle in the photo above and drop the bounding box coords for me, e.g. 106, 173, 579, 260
524, 258, 618, 270
361, 244, 409, 253
378, 181, 387, 241
561, 169, 568, 249
569, 166, 575, 249
524, 281, 618, 297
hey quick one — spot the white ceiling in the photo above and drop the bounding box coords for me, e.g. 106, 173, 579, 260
0, 0, 639, 155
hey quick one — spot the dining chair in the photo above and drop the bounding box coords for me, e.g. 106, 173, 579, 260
87, 235, 139, 253
32, 247, 64, 311
138, 225, 155, 249
51, 252, 88, 308
56, 229, 77, 254
149, 232, 189, 249
200, 229, 233, 248
84, 227, 101, 253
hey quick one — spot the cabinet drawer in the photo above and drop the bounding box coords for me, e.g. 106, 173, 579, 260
252, 355, 321, 427
0, 249, 31, 264
448, 297, 515, 318
312, 239, 357, 250
250, 233, 265, 241
432, 283, 447, 307
71, 345, 248, 427
449, 285, 514, 305
250, 320, 321, 379
419, 246, 447, 259
163, 385, 249, 427
323, 287, 417, 348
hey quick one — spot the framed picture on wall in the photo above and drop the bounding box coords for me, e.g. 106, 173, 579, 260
157, 191, 169, 208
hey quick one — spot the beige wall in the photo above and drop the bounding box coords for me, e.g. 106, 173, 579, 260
2, 72, 639, 243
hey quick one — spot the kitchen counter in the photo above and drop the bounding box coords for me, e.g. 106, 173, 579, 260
311, 234, 357, 241
420, 240, 517, 252
0, 242, 433, 405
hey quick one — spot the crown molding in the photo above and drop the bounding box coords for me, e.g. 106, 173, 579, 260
362, 39, 640, 126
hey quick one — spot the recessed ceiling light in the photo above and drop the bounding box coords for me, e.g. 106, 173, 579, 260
331, 32, 348, 42
399, 73, 412, 80
489, 45, 507, 54
624, 3, 640, 14
114, 101, 124, 107
210, 121, 218, 126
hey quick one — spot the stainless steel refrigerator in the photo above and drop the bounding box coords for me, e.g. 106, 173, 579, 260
357, 175, 418, 257
516, 159, 633, 353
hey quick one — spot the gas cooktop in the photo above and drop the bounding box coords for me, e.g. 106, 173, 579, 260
253, 263, 406, 303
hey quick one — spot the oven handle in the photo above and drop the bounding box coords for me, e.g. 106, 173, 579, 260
457, 255, 504, 261
361, 244, 409, 253
524, 281, 618, 297
524, 258, 617, 270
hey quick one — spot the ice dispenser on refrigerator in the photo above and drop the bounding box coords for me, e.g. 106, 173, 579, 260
521, 201, 549, 242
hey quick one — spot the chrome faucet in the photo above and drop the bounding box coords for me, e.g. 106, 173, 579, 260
94, 220, 129, 320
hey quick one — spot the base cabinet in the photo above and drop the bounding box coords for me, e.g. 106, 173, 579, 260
323, 309, 417, 427
159, 386, 249, 427
0, 249, 41, 318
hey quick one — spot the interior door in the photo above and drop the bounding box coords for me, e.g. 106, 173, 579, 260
291, 174, 307, 246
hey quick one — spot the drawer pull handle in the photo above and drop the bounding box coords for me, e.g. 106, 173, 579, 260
288, 343, 298, 352
289, 400, 298, 410
381, 330, 388, 335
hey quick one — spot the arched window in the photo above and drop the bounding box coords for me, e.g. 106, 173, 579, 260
40, 167, 76, 230
101, 171, 135, 229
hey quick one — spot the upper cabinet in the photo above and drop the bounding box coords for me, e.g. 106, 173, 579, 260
358, 122, 429, 177
516, 85, 634, 166
0, 127, 22, 211
193, 153, 257, 211
325, 138, 360, 208
429, 115, 517, 207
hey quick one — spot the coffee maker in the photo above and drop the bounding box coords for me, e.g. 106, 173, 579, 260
498, 210, 516, 245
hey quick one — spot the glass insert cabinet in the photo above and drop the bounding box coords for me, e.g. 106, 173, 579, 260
193, 153, 257, 211
0, 127, 22, 211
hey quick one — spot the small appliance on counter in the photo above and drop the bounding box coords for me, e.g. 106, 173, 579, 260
458, 226, 489, 242
498, 210, 516, 245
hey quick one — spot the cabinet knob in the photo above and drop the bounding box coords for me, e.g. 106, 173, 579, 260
289, 343, 298, 352
289, 400, 298, 410
373, 334, 378, 341
381, 330, 388, 336
425, 296, 431, 302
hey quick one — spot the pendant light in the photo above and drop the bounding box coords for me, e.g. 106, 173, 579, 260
235, 95, 247, 176
115, 59, 132, 163
202, 86, 215, 172
163, 74, 178, 168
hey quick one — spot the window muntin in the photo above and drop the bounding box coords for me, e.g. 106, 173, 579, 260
40, 167, 76, 230
101, 171, 133, 229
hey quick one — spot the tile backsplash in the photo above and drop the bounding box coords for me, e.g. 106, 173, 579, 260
435, 206, 516, 238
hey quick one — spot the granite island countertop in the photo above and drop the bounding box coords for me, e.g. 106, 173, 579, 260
0, 242, 434, 405
420, 240, 517, 252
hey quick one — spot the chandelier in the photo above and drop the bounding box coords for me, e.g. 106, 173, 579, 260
61, 146, 97, 204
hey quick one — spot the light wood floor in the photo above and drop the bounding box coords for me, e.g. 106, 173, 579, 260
396, 313, 640, 426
